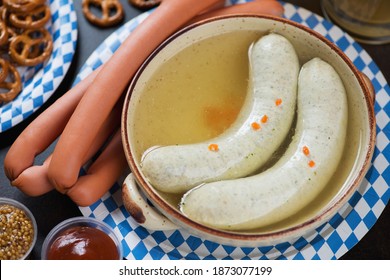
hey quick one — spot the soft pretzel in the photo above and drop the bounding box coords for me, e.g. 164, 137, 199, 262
82, 0, 124, 27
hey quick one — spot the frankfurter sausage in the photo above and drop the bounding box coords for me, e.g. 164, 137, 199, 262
140, 33, 299, 193
4, 68, 101, 182
190, 0, 284, 23
66, 129, 127, 206
180, 58, 348, 230
47, 0, 225, 193
10, 99, 122, 196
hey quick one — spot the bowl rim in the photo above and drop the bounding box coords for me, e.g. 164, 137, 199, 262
41, 216, 123, 260
0, 197, 38, 259
121, 14, 376, 245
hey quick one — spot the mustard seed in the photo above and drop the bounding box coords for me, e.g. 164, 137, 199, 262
0, 204, 35, 260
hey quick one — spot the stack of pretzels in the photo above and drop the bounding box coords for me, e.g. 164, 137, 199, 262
0, 0, 53, 103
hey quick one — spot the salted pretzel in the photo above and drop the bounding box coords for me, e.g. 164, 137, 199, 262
0, 60, 22, 103
0, 5, 8, 22
3, 0, 46, 13
128, 0, 161, 10
6, 25, 19, 42
0, 58, 9, 83
9, 4, 51, 29
0, 20, 8, 46
82, 0, 124, 27
0, 1, 53, 102
9, 28, 53, 66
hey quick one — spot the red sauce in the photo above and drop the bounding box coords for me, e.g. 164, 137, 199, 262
47, 226, 119, 260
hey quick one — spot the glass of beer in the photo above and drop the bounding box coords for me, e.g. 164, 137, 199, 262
321, 0, 390, 44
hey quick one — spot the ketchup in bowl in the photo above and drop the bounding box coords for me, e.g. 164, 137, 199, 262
42, 217, 123, 260
47, 226, 119, 260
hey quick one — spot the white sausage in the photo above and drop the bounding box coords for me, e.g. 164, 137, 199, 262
140, 34, 299, 193
180, 58, 348, 230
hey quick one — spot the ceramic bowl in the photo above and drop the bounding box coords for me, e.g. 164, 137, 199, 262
121, 15, 375, 247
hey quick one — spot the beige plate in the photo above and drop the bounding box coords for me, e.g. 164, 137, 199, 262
121, 14, 376, 247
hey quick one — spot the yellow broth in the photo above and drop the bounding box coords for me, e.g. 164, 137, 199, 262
131, 31, 262, 159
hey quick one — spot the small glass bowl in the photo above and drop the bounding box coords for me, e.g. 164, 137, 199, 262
41, 216, 123, 260
0, 197, 38, 260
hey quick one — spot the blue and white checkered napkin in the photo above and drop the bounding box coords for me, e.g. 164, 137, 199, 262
79, 1, 390, 260
0, 0, 78, 133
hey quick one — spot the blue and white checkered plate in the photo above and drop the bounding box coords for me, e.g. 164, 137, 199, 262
0, 0, 77, 133
78, 1, 390, 260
